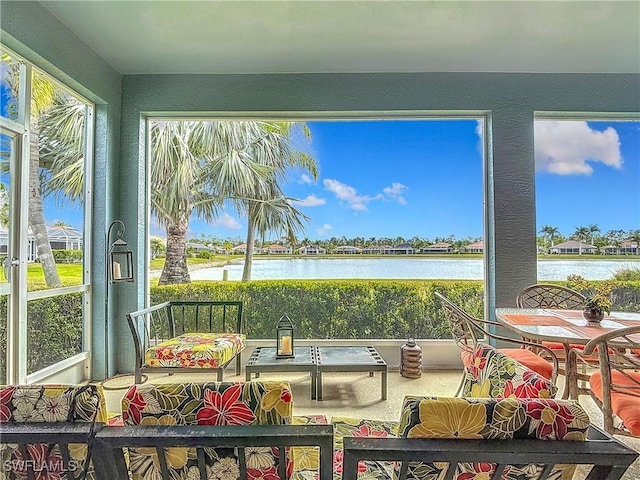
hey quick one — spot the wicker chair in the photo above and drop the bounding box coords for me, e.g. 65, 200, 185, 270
568, 325, 640, 437
516, 283, 587, 398
435, 292, 559, 395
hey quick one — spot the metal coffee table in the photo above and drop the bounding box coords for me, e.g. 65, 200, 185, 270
316, 346, 388, 401
245, 346, 318, 399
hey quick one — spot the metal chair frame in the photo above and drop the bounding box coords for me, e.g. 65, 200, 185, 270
435, 292, 559, 395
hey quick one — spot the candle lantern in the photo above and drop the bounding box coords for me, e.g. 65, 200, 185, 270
276, 314, 295, 359
107, 221, 134, 284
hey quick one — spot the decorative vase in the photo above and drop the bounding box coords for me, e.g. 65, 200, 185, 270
583, 306, 605, 323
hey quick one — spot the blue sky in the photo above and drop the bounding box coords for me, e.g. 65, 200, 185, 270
38, 118, 639, 242
184, 118, 640, 242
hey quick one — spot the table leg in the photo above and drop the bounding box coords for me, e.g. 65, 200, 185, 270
317, 372, 323, 401
311, 370, 317, 400
561, 344, 571, 399
245, 370, 251, 381
381, 371, 387, 401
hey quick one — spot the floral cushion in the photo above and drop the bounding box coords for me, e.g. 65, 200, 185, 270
122, 381, 293, 480
144, 333, 245, 369
0, 384, 107, 480
462, 344, 558, 399
395, 396, 590, 480
331, 416, 399, 480
291, 415, 329, 480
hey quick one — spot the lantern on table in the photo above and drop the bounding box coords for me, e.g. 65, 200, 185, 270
276, 314, 295, 359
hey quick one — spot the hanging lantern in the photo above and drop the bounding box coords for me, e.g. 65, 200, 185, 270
276, 314, 295, 359
400, 338, 422, 378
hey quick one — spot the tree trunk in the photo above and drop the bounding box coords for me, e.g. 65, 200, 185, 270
28, 120, 61, 287
159, 221, 190, 284
241, 204, 256, 282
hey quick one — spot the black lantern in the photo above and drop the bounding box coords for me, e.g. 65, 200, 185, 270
276, 314, 295, 359
107, 220, 134, 283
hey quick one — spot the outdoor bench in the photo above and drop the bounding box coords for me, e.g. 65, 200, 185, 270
334, 396, 639, 480
126, 300, 245, 383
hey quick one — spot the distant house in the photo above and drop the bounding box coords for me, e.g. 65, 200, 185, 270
231, 243, 261, 255
420, 242, 452, 254
602, 240, 639, 255
299, 245, 326, 255
361, 245, 391, 255
0, 225, 82, 262
387, 242, 415, 254
460, 241, 484, 253
333, 245, 361, 254
549, 240, 596, 255
263, 244, 292, 255
186, 242, 213, 253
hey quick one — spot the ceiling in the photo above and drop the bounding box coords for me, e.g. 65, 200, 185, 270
39, 1, 640, 75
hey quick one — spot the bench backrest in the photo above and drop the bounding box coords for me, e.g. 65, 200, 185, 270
96, 381, 323, 480
0, 384, 106, 480
462, 344, 558, 399
126, 300, 243, 365
342, 396, 638, 480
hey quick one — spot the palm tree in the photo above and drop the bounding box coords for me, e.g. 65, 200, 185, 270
205, 121, 317, 281
150, 121, 222, 284
2, 59, 86, 287
627, 229, 640, 255
588, 224, 600, 245
151, 120, 316, 284
574, 226, 590, 255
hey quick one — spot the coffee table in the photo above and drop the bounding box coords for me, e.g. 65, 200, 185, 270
316, 346, 387, 401
245, 346, 318, 399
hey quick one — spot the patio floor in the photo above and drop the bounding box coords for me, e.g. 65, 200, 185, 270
100, 368, 640, 479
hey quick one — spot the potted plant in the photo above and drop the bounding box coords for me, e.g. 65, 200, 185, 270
567, 275, 616, 323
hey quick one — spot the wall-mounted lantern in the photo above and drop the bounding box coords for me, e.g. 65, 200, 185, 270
276, 314, 295, 359
108, 220, 134, 283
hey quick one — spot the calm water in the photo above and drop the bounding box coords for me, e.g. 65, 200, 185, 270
190, 258, 640, 281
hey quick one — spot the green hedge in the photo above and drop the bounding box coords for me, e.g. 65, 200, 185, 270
151, 280, 485, 340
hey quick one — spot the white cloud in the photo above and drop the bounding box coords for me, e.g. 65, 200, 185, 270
382, 182, 408, 205
535, 121, 622, 175
299, 173, 314, 184
316, 224, 333, 236
211, 212, 242, 230
323, 179, 373, 211
290, 194, 326, 207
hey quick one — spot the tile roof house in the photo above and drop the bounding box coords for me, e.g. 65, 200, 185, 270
549, 240, 597, 255
461, 241, 484, 253
421, 242, 453, 254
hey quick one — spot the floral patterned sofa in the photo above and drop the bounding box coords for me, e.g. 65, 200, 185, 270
337, 396, 638, 480
92, 381, 334, 480
0, 384, 107, 480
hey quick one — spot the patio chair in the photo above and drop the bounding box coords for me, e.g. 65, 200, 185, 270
434, 292, 559, 395
0, 384, 107, 480
516, 284, 588, 398
568, 325, 640, 437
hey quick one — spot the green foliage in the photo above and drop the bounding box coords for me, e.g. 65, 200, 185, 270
566, 275, 618, 314
197, 251, 212, 259
52, 249, 83, 263
613, 266, 640, 281
151, 280, 485, 340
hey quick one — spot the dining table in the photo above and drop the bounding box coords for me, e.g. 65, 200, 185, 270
495, 308, 640, 398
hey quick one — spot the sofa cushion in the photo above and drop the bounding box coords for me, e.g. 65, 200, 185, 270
331, 416, 399, 480
396, 396, 589, 480
122, 381, 292, 480
589, 369, 640, 437
0, 384, 106, 480
144, 332, 245, 369
462, 344, 558, 399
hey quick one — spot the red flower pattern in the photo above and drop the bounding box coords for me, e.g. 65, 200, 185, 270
196, 385, 256, 426
515, 371, 551, 399
247, 466, 280, 480
122, 386, 147, 424
468, 354, 487, 377
0, 386, 16, 422
526, 400, 574, 439
9, 443, 65, 480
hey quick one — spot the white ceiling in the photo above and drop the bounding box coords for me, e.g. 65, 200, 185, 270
39, 0, 640, 75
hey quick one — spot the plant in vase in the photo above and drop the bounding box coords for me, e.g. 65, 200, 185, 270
567, 275, 616, 323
